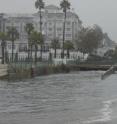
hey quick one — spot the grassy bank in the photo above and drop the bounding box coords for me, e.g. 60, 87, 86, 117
1, 61, 116, 81
7, 64, 70, 81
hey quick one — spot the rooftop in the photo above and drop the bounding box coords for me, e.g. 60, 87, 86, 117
45, 5, 59, 10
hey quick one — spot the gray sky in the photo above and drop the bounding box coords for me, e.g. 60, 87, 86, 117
0, 0, 116, 41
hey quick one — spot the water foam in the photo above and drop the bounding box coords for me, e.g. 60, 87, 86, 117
83, 98, 117, 124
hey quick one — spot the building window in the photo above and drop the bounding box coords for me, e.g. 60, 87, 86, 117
48, 22, 52, 25
8, 44, 12, 49
44, 22, 47, 26
19, 44, 28, 52
66, 34, 71, 37
75, 34, 78, 38
48, 34, 52, 37
58, 34, 62, 37
57, 28, 62, 31
66, 21, 71, 25
57, 15, 63, 18
67, 28, 71, 31
48, 28, 52, 31
8, 44, 16, 49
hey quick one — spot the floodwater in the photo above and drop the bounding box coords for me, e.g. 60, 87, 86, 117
0, 71, 117, 124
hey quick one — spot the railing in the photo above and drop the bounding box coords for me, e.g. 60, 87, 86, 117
67, 59, 117, 65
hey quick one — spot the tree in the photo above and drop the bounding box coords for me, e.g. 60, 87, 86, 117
35, 0, 45, 61
25, 23, 34, 60
104, 47, 117, 60
0, 32, 7, 64
7, 26, 19, 62
51, 38, 60, 58
77, 26, 103, 55
30, 31, 43, 63
60, 0, 70, 58
104, 49, 115, 59
64, 41, 74, 58
77, 28, 88, 55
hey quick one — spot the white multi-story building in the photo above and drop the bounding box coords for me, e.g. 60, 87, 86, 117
0, 5, 82, 49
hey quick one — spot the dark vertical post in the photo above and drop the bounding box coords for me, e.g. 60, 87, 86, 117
62, 10, 66, 58
39, 8, 43, 61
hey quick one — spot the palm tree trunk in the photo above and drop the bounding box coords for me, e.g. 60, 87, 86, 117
28, 44, 32, 62
28, 39, 30, 60
62, 11, 66, 59
30, 45, 32, 61
40, 44, 42, 61
39, 8, 42, 32
67, 49, 70, 59
54, 47, 57, 58
39, 8, 43, 61
12, 40, 14, 62
4, 46, 7, 64
35, 45, 38, 64
1, 45, 4, 64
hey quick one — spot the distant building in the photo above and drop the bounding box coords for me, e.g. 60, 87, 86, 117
97, 33, 116, 57
0, 5, 82, 54
102, 33, 116, 47
0, 13, 5, 32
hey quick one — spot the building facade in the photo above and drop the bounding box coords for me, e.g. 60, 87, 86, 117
0, 5, 82, 55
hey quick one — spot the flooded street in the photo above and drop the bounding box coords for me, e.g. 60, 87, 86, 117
0, 71, 117, 124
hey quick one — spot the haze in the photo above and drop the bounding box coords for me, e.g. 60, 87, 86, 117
0, 0, 116, 42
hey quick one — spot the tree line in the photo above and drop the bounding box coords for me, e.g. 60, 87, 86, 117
76, 25, 104, 55
0, 0, 75, 64
0, 0, 105, 64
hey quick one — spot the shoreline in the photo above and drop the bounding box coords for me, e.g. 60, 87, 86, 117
0, 64, 115, 81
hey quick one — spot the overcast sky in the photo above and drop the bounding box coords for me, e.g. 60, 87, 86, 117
0, 0, 116, 41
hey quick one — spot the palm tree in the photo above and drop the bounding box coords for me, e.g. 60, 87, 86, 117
0, 32, 7, 64
25, 23, 34, 60
35, 0, 45, 61
7, 26, 19, 62
30, 31, 43, 64
64, 41, 74, 59
60, 0, 70, 58
51, 38, 60, 58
